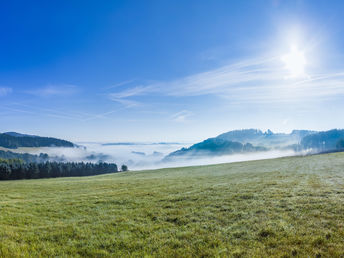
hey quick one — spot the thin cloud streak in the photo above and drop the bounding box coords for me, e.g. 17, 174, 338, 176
0, 102, 123, 122
0, 87, 12, 96
109, 86, 151, 99
171, 110, 193, 123
104, 79, 136, 90
109, 98, 141, 108
26, 84, 79, 97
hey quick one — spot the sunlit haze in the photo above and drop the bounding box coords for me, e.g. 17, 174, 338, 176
281, 45, 307, 78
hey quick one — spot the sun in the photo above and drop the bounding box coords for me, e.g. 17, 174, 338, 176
281, 45, 307, 78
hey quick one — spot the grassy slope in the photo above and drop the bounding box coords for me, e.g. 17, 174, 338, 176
1, 153, 344, 257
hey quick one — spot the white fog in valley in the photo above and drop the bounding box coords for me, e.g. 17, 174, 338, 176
9, 143, 300, 170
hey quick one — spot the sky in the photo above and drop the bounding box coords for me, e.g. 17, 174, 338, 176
1, 0, 344, 142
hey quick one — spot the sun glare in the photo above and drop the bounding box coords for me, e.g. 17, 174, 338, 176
281, 45, 307, 78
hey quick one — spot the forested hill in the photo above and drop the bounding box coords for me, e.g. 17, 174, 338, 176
164, 129, 344, 161
0, 132, 74, 149
301, 129, 344, 151
164, 138, 268, 161
216, 129, 316, 147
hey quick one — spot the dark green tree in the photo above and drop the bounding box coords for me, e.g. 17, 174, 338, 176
0, 163, 11, 180
336, 139, 344, 149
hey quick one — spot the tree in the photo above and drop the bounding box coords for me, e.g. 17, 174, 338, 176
336, 139, 344, 149
121, 165, 128, 172
28, 163, 40, 179
0, 163, 11, 180
39, 162, 52, 178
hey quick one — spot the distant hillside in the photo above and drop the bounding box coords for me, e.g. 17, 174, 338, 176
163, 129, 333, 161
301, 129, 344, 151
0, 132, 74, 149
217, 129, 316, 147
4, 132, 37, 138
164, 138, 267, 161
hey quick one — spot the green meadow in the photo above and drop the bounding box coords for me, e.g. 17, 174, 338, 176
1, 152, 344, 257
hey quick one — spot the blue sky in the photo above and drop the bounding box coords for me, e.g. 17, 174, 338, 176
1, 0, 344, 142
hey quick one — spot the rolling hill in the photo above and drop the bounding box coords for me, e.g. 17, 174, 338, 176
217, 129, 315, 147
164, 137, 267, 161
165, 129, 344, 161
301, 129, 344, 151
0, 152, 343, 256
0, 132, 74, 149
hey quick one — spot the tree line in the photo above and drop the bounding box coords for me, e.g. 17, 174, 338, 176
301, 130, 344, 151
0, 150, 49, 163
0, 159, 127, 180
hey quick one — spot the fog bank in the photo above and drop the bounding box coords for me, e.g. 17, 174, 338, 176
12, 143, 304, 170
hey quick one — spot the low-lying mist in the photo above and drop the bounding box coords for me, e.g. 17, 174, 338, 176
17, 142, 186, 169
16, 143, 303, 170
151, 149, 300, 170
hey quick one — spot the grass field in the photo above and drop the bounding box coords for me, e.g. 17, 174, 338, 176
1, 153, 344, 257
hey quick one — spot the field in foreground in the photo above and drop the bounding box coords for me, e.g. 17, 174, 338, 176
1, 153, 344, 257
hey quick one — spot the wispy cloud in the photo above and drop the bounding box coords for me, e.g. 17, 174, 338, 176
81, 109, 123, 122
104, 79, 135, 90
0, 102, 128, 122
107, 85, 152, 108
171, 110, 193, 123
1, 103, 81, 120
114, 55, 344, 105
110, 98, 141, 108
106, 56, 285, 104
26, 84, 78, 97
109, 86, 151, 99
0, 87, 12, 97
